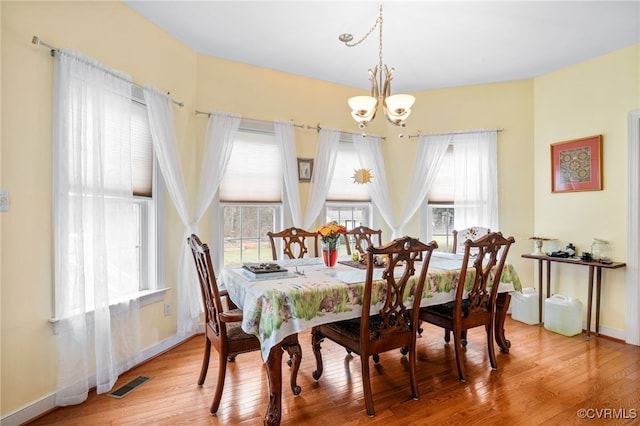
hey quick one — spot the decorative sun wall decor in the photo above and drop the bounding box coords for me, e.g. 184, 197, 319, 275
352, 168, 373, 184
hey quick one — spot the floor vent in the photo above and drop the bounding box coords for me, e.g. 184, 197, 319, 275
108, 375, 151, 399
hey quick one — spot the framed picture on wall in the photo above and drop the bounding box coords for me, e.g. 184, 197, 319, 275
297, 158, 313, 182
551, 135, 602, 193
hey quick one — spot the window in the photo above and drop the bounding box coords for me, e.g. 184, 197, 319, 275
324, 140, 373, 251
131, 95, 163, 292
423, 144, 455, 252
325, 202, 371, 252
54, 85, 163, 317
326, 140, 370, 202
420, 130, 498, 253
222, 204, 280, 265
423, 205, 455, 252
219, 128, 282, 265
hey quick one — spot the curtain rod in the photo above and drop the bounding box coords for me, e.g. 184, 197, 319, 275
32, 36, 184, 108
195, 109, 385, 140
407, 128, 504, 139
194, 109, 306, 129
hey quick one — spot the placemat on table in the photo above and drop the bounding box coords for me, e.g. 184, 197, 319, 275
339, 260, 384, 269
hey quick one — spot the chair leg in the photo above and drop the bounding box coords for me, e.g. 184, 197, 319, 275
311, 329, 324, 381
486, 323, 497, 369
283, 339, 302, 395
408, 345, 419, 401
197, 337, 211, 386
209, 350, 228, 414
361, 355, 375, 416
452, 328, 467, 382
461, 330, 468, 348
444, 328, 451, 343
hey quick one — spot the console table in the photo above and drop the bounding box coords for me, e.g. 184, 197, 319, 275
521, 254, 626, 338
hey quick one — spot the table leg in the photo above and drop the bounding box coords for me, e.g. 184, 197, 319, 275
586, 266, 594, 340
282, 335, 302, 395
264, 334, 301, 426
545, 260, 551, 299
495, 292, 511, 353
537, 259, 544, 324
264, 341, 284, 426
595, 267, 602, 336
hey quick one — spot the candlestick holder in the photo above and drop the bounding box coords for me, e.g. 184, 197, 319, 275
528, 237, 554, 256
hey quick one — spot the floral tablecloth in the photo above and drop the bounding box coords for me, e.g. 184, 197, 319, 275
220, 252, 522, 361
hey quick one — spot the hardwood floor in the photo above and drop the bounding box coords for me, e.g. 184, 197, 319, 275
27, 317, 640, 425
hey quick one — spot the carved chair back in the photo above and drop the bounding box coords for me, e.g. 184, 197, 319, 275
267, 227, 319, 260
311, 236, 438, 416
451, 226, 490, 254
419, 231, 515, 382
344, 225, 382, 256
455, 232, 514, 321
188, 234, 225, 338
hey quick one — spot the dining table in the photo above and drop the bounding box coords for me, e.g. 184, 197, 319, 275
220, 252, 522, 426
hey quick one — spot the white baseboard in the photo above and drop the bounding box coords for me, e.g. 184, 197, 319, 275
1, 332, 197, 426
592, 323, 625, 341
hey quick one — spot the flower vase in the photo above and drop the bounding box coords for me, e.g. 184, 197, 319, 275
322, 242, 339, 268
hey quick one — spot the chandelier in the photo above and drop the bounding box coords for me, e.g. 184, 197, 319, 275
339, 5, 415, 129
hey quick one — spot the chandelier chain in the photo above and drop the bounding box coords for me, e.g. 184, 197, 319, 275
341, 5, 414, 130
342, 5, 383, 49
378, 7, 384, 72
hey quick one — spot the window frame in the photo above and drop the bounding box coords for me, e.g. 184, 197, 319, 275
217, 123, 286, 265
51, 94, 167, 330
421, 202, 455, 253
220, 202, 283, 265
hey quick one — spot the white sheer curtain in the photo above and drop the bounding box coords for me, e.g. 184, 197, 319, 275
198, 112, 240, 272
453, 130, 499, 231
303, 127, 341, 229
53, 49, 142, 405
397, 134, 451, 237
353, 134, 397, 236
143, 86, 197, 336
275, 121, 302, 227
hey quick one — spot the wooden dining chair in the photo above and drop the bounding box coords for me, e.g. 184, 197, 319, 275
187, 234, 302, 414
451, 226, 490, 254
419, 231, 515, 382
344, 225, 382, 256
311, 236, 438, 417
267, 226, 319, 260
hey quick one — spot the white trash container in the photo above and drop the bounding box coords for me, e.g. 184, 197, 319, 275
544, 294, 583, 336
511, 287, 540, 325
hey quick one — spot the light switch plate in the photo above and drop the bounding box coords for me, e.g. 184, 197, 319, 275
0, 190, 8, 212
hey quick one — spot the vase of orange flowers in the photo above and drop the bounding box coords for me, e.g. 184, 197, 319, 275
316, 221, 346, 268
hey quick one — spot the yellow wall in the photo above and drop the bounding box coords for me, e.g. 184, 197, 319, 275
0, 0, 198, 416
383, 80, 535, 260
533, 44, 640, 331
1, 0, 634, 422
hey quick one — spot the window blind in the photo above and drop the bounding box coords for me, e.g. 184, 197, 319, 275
219, 130, 282, 202
131, 100, 153, 197
428, 144, 454, 203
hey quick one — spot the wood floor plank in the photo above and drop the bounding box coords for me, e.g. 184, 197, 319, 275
26, 317, 640, 426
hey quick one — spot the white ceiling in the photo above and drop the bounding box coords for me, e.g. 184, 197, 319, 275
123, 1, 640, 93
